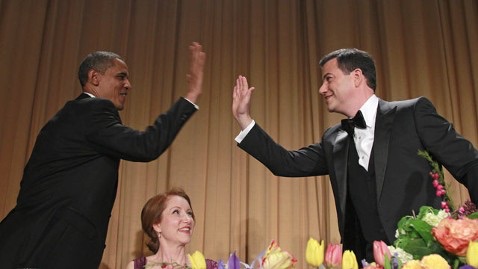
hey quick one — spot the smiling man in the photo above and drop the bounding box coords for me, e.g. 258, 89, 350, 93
81, 54, 132, 110
232, 48, 478, 264
0, 43, 205, 269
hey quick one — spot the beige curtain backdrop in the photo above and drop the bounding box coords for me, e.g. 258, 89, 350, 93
0, 0, 477, 268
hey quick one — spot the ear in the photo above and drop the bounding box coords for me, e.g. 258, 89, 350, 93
352, 68, 364, 88
152, 223, 161, 234
88, 69, 100, 86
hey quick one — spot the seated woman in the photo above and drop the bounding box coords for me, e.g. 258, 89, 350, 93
127, 187, 196, 269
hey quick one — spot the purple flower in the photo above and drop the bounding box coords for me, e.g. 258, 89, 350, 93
228, 252, 240, 269
459, 265, 476, 269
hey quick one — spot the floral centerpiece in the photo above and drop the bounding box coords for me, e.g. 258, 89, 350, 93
191, 151, 478, 269
305, 150, 478, 269
201, 240, 297, 269
305, 203, 478, 269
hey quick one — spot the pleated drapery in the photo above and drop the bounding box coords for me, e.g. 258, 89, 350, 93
0, 1, 476, 268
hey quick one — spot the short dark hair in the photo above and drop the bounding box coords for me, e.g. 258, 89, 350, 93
78, 51, 122, 87
141, 187, 195, 253
319, 48, 377, 91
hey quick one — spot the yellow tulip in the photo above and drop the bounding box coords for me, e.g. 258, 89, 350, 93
342, 250, 358, 269
188, 251, 206, 269
305, 238, 324, 267
467, 241, 478, 267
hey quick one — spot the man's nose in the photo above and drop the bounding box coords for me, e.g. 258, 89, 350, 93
125, 79, 132, 90
318, 83, 327, 94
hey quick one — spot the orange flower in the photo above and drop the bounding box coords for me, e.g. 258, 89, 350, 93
432, 217, 478, 256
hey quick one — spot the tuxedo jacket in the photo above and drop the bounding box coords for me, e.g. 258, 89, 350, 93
0, 93, 197, 268
238, 97, 478, 247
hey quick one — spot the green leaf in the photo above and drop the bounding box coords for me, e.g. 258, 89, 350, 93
384, 255, 391, 269
397, 238, 448, 260
417, 206, 439, 219
398, 238, 430, 259
467, 212, 478, 219
408, 219, 433, 242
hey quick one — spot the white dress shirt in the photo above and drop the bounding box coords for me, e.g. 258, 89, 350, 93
354, 95, 378, 171
353, 95, 378, 170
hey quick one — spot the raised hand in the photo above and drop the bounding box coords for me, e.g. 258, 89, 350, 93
185, 42, 206, 103
232, 75, 255, 130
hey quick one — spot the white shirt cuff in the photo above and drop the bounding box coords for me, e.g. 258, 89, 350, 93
235, 120, 256, 143
183, 97, 199, 110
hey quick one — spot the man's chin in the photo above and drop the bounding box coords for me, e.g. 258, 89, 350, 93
325, 106, 335, 113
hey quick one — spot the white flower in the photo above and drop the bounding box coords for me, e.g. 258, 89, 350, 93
422, 210, 450, 227
389, 246, 414, 265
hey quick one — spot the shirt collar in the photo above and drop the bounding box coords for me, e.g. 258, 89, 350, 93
358, 94, 378, 128
83, 92, 96, 98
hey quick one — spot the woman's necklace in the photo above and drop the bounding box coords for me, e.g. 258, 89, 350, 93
145, 258, 191, 269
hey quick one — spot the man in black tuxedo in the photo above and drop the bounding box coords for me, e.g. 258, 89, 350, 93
232, 48, 478, 263
0, 42, 205, 268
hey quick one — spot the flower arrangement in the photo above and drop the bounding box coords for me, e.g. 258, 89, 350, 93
195, 240, 297, 269
306, 207, 478, 269
305, 150, 478, 269
189, 151, 478, 269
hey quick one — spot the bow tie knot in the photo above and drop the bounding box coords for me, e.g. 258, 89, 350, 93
341, 110, 366, 136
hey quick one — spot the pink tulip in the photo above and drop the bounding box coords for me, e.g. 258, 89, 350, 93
325, 243, 342, 268
373, 240, 391, 266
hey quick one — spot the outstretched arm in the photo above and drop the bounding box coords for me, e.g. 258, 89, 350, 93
184, 42, 206, 103
232, 75, 255, 130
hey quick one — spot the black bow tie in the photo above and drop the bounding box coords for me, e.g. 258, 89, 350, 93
341, 110, 366, 136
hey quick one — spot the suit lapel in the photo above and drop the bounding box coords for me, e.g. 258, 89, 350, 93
333, 130, 350, 217
374, 99, 397, 203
